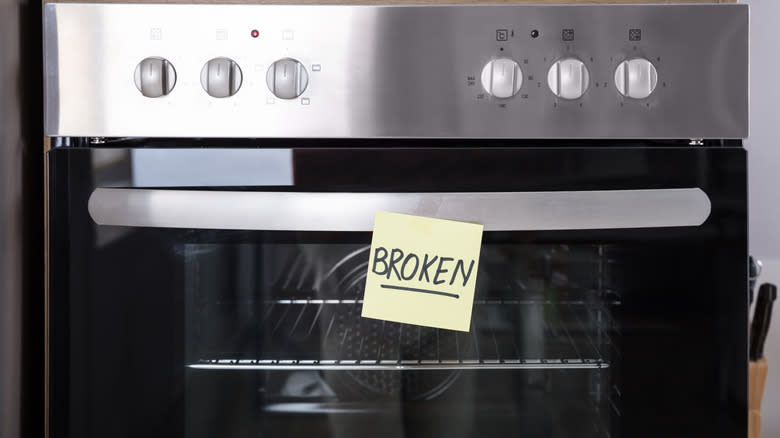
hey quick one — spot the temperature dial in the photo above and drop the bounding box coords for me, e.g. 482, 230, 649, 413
266, 58, 309, 99
133, 57, 176, 98
614, 58, 658, 99
547, 58, 590, 100
200, 57, 243, 98
480, 58, 522, 99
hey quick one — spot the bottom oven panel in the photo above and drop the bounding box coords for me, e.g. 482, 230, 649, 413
48, 146, 747, 438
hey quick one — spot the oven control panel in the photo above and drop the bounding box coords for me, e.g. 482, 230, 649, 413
44, 3, 748, 139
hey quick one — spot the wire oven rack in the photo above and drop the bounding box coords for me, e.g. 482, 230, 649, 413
188, 299, 611, 371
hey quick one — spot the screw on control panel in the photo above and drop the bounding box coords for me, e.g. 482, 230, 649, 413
531, 29, 540, 38
689, 138, 704, 146
89, 137, 106, 145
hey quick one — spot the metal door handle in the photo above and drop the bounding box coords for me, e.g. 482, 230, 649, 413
88, 188, 711, 231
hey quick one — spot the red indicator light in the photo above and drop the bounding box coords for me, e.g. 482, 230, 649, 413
251, 29, 259, 38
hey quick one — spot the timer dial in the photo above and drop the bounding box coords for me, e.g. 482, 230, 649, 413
480, 58, 523, 99
614, 58, 658, 99
547, 58, 590, 100
266, 58, 309, 99
133, 57, 176, 98
200, 57, 243, 98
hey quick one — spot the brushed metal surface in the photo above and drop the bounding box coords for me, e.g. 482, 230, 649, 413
87, 188, 711, 231
44, 3, 748, 139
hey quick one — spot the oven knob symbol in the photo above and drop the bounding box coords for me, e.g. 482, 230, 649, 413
547, 58, 590, 100
614, 58, 658, 99
480, 58, 523, 99
200, 57, 243, 98
133, 57, 176, 98
266, 58, 309, 99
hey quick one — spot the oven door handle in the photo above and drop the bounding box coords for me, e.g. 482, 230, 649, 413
87, 188, 711, 231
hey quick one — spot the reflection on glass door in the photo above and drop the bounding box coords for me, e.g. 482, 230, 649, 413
184, 243, 619, 438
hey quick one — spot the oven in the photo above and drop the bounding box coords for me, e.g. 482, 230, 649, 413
44, 4, 749, 438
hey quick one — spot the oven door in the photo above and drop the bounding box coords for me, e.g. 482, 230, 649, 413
48, 146, 747, 438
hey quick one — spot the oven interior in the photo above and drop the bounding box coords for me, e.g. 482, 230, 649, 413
183, 243, 621, 438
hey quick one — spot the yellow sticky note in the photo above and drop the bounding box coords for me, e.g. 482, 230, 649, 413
361, 211, 484, 332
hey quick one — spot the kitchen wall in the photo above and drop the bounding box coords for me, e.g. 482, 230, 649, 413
0, 0, 43, 436
742, 1, 780, 436
27, 1, 774, 436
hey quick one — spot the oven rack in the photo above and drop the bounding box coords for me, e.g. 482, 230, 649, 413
263, 245, 621, 304
189, 300, 612, 371
267, 282, 623, 303
255, 298, 621, 306
188, 357, 609, 370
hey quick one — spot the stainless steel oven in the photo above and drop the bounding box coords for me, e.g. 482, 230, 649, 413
44, 4, 749, 438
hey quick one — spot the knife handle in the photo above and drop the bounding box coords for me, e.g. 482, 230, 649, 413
749, 256, 762, 305
750, 283, 777, 361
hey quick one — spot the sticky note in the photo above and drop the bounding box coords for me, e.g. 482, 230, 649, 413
361, 211, 484, 332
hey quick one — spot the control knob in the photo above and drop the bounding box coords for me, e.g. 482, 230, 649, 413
547, 58, 590, 100
266, 58, 309, 99
614, 58, 658, 99
133, 57, 176, 98
200, 57, 243, 98
480, 58, 523, 99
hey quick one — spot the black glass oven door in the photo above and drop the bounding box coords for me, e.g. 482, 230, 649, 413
49, 147, 747, 438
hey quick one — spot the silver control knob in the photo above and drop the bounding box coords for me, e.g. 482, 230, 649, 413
133, 57, 176, 98
547, 58, 590, 100
614, 58, 658, 99
480, 58, 523, 99
200, 57, 243, 98
266, 58, 309, 99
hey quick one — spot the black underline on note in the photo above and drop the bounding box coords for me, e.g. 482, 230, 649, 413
380, 284, 460, 299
